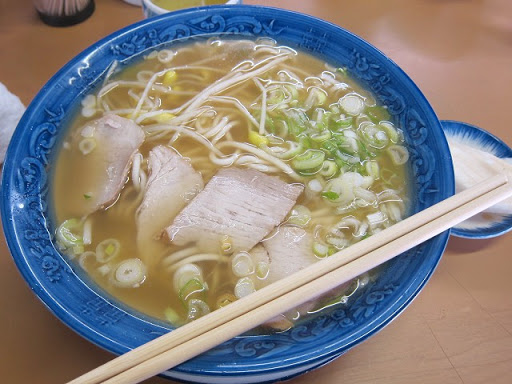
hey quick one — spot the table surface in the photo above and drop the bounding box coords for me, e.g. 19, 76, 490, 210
1, 1, 512, 383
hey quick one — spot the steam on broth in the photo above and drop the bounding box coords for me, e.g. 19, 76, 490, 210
53, 38, 410, 330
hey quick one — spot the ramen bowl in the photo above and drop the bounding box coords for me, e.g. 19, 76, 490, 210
1, 5, 454, 383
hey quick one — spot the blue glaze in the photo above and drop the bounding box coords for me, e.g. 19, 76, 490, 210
0, 6, 454, 383
441, 120, 512, 239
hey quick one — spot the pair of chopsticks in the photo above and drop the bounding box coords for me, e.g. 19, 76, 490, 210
69, 170, 512, 384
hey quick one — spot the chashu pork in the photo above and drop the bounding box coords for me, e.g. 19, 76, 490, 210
136, 145, 203, 251
73, 114, 145, 216
164, 168, 303, 253
262, 225, 316, 285
260, 225, 354, 320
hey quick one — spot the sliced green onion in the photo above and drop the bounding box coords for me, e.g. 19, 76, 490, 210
78, 251, 97, 270
255, 262, 269, 280
231, 252, 255, 277
360, 122, 389, 149
112, 258, 146, 288
333, 151, 360, 167
187, 299, 210, 321
313, 241, 329, 258
387, 145, 410, 165
272, 118, 286, 137
78, 138, 97, 155
56, 218, 84, 255
313, 108, 332, 129
164, 307, 181, 325
309, 130, 331, 143
329, 103, 341, 115
220, 235, 233, 255
265, 141, 304, 160
365, 160, 380, 180
304, 87, 327, 110
366, 105, 391, 123
82, 217, 92, 245
174, 263, 202, 291
339, 93, 365, 116
105, 243, 115, 256
336, 67, 348, 76
332, 116, 353, 130
287, 205, 312, 227
81, 94, 96, 109
179, 278, 206, 302
80, 123, 95, 137
97, 264, 111, 276
291, 149, 325, 171
324, 136, 359, 158
322, 191, 340, 201
308, 179, 324, 193
73, 244, 85, 255
216, 293, 237, 309
285, 84, 300, 100
380, 121, 401, 143
319, 160, 338, 178
234, 277, 256, 299
96, 239, 121, 263
285, 108, 310, 137
326, 234, 349, 249
267, 88, 286, 104
367, 211, 388, 228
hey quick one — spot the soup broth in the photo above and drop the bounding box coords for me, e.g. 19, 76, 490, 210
53, 38, 410, 329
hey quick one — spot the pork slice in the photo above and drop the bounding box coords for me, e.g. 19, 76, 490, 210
262, 226, 354, 317
136, 145, 203, 248
73, 114, 145, 216
164, 168, 303, 253
262, 226, 316, 285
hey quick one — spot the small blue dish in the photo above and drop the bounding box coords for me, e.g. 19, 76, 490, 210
441, 120, 512, 239
1, 6, 454, 383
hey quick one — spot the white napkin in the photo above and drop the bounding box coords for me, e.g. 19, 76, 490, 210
447, 136, 512, 215
0, 82, 25, 164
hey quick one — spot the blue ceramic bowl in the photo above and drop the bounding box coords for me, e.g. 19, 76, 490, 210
1, 6, 454, 383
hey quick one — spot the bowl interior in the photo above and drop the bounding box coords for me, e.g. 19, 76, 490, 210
0, 5, 454, 382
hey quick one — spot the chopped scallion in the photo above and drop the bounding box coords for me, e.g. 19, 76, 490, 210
322, 191, 340, 200
164, 307, 181, 325
179, 278, 206, 302
187, 299, 210, 321
78, 138, 96, 155
319, 160, 338, 178
56, 218, 84, 255
95, 239, 121, 263
366, 105, 391, 123
291, 149, 325, 171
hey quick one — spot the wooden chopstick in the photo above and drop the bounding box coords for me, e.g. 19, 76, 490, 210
69, 171, 512, 384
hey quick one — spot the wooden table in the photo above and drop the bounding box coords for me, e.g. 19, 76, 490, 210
1, 1, 511, 383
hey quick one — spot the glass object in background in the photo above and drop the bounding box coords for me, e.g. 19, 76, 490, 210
33, 0, 95, 27
142, 0, 241, 18
121, 0, 142, 5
